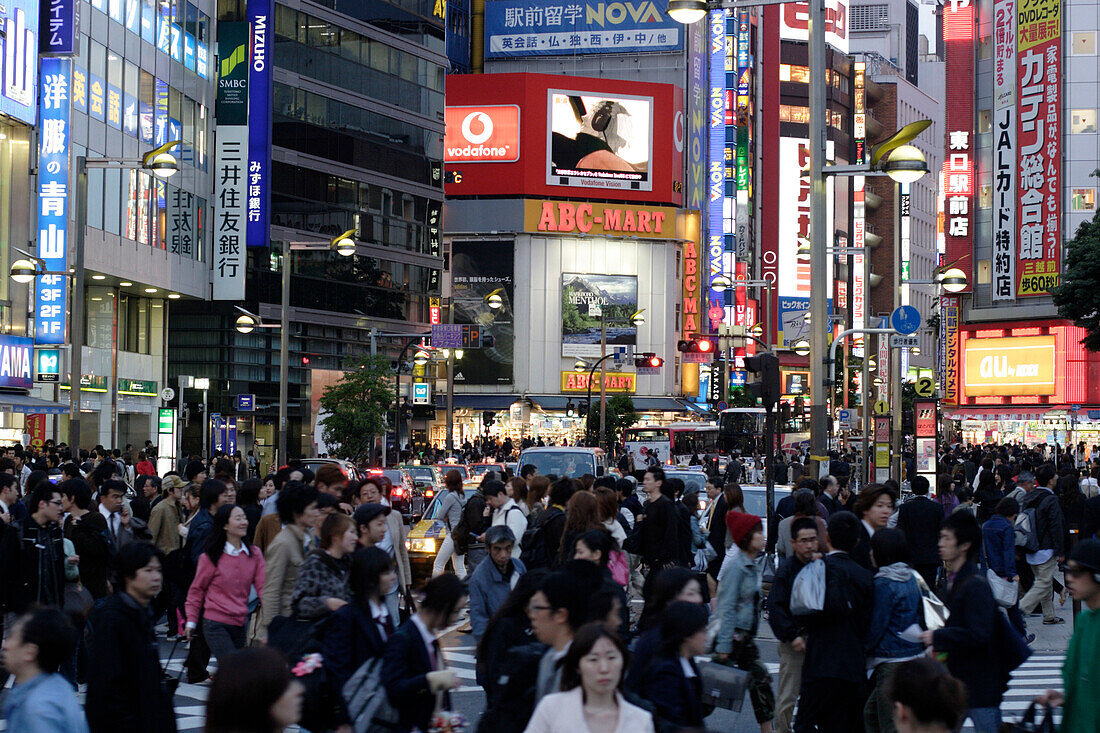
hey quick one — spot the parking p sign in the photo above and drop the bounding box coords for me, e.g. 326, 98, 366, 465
35, 349, 60, 383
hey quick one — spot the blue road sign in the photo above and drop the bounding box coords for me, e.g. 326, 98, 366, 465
236, 394, 255, 411
890, 305, 922, 335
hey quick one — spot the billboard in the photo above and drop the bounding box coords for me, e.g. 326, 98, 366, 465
36, 57, 69, 346
707, 10, 725, 318
963, 335, 1055, 397
561, 274, 638, 358
942, 0, 973, 292
991, 0, 1016, 302
779, 0, 848, 54
445, 105, 521, 163
0, 335, 34, 390
451, 240, 514, 385
443, 73, 682, 206
213, 21, 249, 300
1015, 0, 1060, 297
2, 0, 38, 126
41, 0, 79, 56
246, 0, 272, 248
484, 0, 682, 57
547, 90, 652, 192
685, 19, 705, 213
941, 296, 959, 404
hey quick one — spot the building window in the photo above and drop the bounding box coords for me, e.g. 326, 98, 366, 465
977, 259, 991, 285
977, 110, 991, 133
979, 184, 992, 209
1071, 109, 1097, 134
119, 294, 152, 354
1072, 188, 1096, 211
85, 287, 115, 350
1071, 32, 1096, 55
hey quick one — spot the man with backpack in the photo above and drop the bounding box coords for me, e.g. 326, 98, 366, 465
456, 482, 490, 575
1018, 463, 1067, 625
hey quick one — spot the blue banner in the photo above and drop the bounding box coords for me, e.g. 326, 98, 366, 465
246, 0, 272, 247
36, 58, 70, 346
0, 0, 39, 127
41, 0, 80, 56
484, 0, 682, 57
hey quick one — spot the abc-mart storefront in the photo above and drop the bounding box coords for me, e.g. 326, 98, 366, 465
435, 197, 703, 446
944, 321, 1100, 446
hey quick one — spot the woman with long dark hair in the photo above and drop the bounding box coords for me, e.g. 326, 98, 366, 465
205, 647, 303, 733
626, 566, 705, 694
237, 477, 264, 546
558, 491, 605, 565
637, 601, 709, 729
184, 504, 265, 663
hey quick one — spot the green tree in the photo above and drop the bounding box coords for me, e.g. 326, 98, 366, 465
585, 394, 639, 447
1053, 206, 1100, 349
318, 355, 394, 462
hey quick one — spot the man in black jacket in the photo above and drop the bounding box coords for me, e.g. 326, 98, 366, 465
636, 467, 683, 569
896, 475, 945, 588
794, 511, 873, 733
0, 484, 68, 615
1018, 463, 1067, 624
921, 511, 1004, 732
768, 516, 820, 733
86, 541, 177, 733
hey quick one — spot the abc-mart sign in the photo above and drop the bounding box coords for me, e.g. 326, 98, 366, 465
445, 105, 521, 163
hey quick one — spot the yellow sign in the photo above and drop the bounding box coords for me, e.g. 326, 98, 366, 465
873, 400, 889, 416
560, 371, 637, 394
525, 200, 680, 240
1017, 0, 1059, 52
914, 376, 935, 398
963, 335, 1056, 397
874, 443, 890, 468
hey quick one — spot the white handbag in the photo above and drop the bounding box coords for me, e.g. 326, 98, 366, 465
986, 568, 1019, 608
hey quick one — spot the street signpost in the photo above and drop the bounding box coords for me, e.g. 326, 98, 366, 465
890, 305, 922, 335
889, 334, 919, 348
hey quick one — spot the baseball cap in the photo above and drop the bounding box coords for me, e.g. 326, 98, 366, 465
353, 502, 390, 526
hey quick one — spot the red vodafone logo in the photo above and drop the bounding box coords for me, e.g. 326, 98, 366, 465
445, 105, 521, 163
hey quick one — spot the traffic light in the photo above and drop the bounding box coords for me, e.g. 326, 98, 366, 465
744, 352, 781, 411
634, 353, 664, 368
483, 411, 496, 427
676, 335, 717, 354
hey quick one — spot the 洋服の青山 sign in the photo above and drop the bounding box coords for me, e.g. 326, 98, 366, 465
560, 371, 637, 393
524, 199, 676, 238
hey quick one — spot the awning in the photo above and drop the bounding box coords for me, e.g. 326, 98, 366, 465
433, 394, 522, 410
678, 399, 712, 415
528, 395, 693, 412
944, 407, 1051, 421
0, 393, 70, 415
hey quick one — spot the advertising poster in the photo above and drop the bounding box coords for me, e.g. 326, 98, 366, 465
942, 0, 973, 291
547, 90, 652, 192
779, 0, 849, 53
962, 335, 1056, 397
451, 240, 514, 385
561, 274, 638, 358
1015, 0, 1060, 297
992, 0, 1016, 301
484, 0, 682, 57
778, 297, 811, 348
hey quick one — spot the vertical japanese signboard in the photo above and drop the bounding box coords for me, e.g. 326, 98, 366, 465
941, 296, 959, 405
36, 58, 70, 346
246, 0, 272, 248
992, 0, 1016, 301
707, 10, 725, 322
1015, 0, 1060, 297
942, 0, 973, 292
40, 0, 79, 55
734, 11, 751, 263
686, 20, 705, 217
213, 21, 248, 300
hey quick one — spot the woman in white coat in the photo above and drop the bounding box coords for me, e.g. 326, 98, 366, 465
525, 623, 654, 733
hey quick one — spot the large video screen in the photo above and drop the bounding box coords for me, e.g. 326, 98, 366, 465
547, 90, 653, 192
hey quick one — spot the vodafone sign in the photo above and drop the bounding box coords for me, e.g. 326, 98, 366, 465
445, 105, 521, 163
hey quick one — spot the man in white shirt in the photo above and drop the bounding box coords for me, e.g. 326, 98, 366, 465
97, 481, 134, 550
484, 479, 527, 559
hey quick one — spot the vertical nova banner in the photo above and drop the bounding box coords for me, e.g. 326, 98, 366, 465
1015, 0, 1060, 297
36, 57, 70, 345
213, 21, 249, 300
991, 0, 1016, 302
246, 0, 271, 248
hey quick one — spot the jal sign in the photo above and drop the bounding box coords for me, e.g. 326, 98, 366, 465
962, 335, 1055, 397
560, 371, 637, 393
0, 335, 33, 390
525, 199, 677, 239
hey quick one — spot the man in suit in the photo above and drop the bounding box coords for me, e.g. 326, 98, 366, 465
897, 475, 946, 587
97, 480, 135, 551
794, 511, 874, 733
382, 574, 465, 733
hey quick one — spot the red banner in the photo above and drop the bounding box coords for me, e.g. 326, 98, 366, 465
942, 2, 974, 290
1015, 0, 1061, 297
24, 414, 45, 449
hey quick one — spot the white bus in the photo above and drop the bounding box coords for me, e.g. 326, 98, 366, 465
623, 423, 719, 466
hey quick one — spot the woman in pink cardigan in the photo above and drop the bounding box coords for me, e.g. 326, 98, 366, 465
185, 504, 265, 665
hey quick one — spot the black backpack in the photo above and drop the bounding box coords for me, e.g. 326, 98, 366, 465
519, 507, 563, 569
453, 492, 487, 553
477, 641, 547, 733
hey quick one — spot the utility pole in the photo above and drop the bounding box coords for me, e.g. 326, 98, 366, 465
808, 0, 829, 476
599, 317, 607, 451
446, 302, 456, 456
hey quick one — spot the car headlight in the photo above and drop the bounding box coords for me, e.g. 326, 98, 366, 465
409, 538, 437, 554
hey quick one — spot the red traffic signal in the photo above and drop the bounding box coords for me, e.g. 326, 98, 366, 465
634, 353, 664, 369
676, 335, 717, 354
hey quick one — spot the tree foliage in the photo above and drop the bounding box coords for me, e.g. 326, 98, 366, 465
1052, 208, 1100, 350
586, 394, 639, 447
318, 355, 394, 462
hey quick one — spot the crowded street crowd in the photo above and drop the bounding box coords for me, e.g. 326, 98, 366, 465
0, 438, 1097, 733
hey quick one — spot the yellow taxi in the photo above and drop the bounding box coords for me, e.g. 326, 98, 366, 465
405, 482, 480, 584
